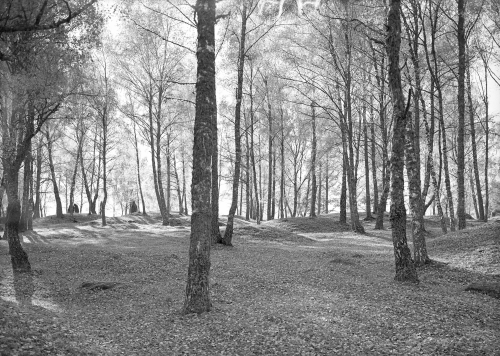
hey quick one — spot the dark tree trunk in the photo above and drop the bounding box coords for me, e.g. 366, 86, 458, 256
5, 169, 31, 272
69, 141, 81, 217
223, 3, 247, 245
325, 156, 329, 214
265, 78, 274, 221
183, 0, 215, 314
456, 0, 466, 230
249, 65, 260, 224
386, 0, 418, 282
101, 108, 108, 227
317, 162, 322, 216
280, 108, 285, 219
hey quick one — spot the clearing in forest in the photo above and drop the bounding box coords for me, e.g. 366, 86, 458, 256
1, 214, 499, 355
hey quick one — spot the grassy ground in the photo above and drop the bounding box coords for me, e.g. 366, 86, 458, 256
1, 213, 499, 355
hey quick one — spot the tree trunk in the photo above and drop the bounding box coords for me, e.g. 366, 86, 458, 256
174, 155, 183, 215
405, 111, 430, 266
5, 169, 31, 272
456, 0, 466, 230
339, 148, 347, 224
280, 108, 285, 219
317, 162, 322, 216
133, 122, 146, 215
69, 141, 82, 218
20, 141, 32, 231
101, 109, 108, 227
45, 131, 63, 218
183, 0, 215, 314
309, 102, 317, 218
386, 0, 418, 282
249, 65, 260, 224
363, 109, 372, 220
223, 4, 247, 244
466, 64, 484, 221
265, 78, 274, 221
325, 156, 329, 214
33, 140, 42, 219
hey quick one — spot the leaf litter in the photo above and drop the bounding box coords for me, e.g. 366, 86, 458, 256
0, 213, 499, 355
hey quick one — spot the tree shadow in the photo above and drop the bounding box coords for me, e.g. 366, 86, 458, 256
12, 271, 34, 307
22, 231, 51, 244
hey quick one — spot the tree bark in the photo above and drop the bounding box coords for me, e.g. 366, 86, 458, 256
466, 64, 484, 221
405, 111, 430, 266
223, 3, 247, 245
339, 148, 347, 224
309, 102, 317, 218
363, 109, 372, 220
456, 0, 466, 230
33, 140, 42, 219
133, 122, 146, 215
183, 0, 215, 315
45, 130, 63, 218
386, 0, 418, 282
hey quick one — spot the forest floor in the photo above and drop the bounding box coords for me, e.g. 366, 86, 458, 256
1, 213, 499, 355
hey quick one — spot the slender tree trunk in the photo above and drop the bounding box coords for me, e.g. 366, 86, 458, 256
386, 0, 418, 282
317, 162, 322, 216
46, 131, 63, 218
69, 141, 82, 218
265, 78, 274, 220
249, 66, 260, 224
101, 108, 108, 227
33, 140, 42, 219
223, 4, 247, 244
20, 141, 32, 231
183, 0, 215, 314
245, 118, 251, 221
483, 61, 489, 220
469, 166, 479, 218
280, 108, 285, 219
364, 111, 372, 220
133, 122, 146, 215
405, 111, 430, 266
456, 0, 466, 230
466, 64, 484, 221
211, 113, 222, 243
309, 102, 317, 218
167, 140, 172, 220
325, 156, 329, 214
340, 148, 347, 224
174, 155, 183, 215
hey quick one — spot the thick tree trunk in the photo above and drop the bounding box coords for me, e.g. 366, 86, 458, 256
386, 0, 418, 282
309, 102, 317, 218
183, 0, 215, 314
456, 0, 466, 230
5, 169, 31, 272
223, 3, 247, 245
